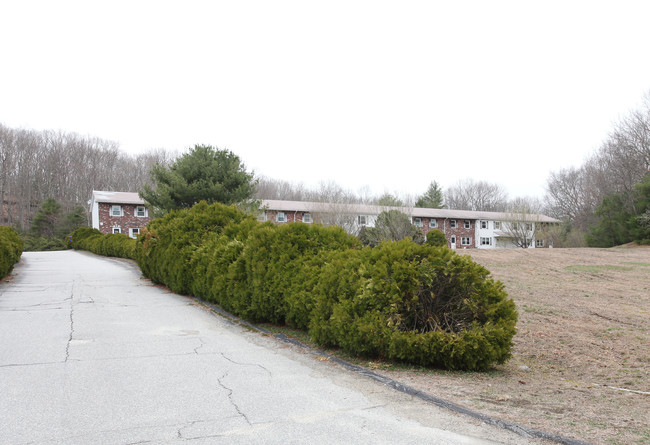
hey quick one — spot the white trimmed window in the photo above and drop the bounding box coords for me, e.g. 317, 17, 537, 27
464, 220, 471, 229
526, 222, 533, 231
257, 212, 267, 222
358, 215, 367, 226
111, 205, 123, 217
303, 213, 313, 223
429, 219, 438, 228
450, 220, 457, 229
276, 212, 286, 223
536, 239, 545, 247
494, 221, 501, 230
461, 237, 472, 246
480, 237, 492, 246
413, 217, 422, 227
129, 228, 140, 238
135, 206, 148, 217
112, 226, 121, 234
480, 220, 488, 229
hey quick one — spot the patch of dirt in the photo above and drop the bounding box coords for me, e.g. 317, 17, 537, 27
377, 248, 650, 445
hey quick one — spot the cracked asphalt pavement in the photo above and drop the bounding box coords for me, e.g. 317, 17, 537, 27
0, 251, 546, 444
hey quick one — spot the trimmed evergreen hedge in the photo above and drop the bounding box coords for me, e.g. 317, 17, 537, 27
135, 201, 257, 295
0, 226, 23, 279
127, 202, 517, 371
72, 227, 137, 259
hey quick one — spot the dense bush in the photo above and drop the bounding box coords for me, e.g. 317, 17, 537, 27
425, 229, 447, 247
135, 201, 257, 294
71, 227, 137, 259
22, 236, 68, 251
309, 241, 517, 370
228, 222, 360, 327
0, 226, 23, 279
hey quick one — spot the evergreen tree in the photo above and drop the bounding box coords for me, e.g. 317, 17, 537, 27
30, 198, 62, 238
586, 194, 632, 247
57, 206, 86, 237
587, 173, 650, 246
416, 181, 444, 208
140, 145, 256, 214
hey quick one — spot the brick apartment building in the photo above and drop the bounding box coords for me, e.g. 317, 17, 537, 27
89, 191, 559, 248
258, 199, 560, 249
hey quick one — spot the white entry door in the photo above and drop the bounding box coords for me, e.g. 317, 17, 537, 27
450, 235, 456, 249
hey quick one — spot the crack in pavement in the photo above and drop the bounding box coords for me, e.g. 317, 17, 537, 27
217, 373, 252, 426
65, 285, 75, 363
193, 338, 205, 355
220, 352, 272, 377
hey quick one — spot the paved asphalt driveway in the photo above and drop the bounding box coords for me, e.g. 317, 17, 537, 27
0, 251, 539, 444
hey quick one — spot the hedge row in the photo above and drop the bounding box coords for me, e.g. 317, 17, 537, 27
0, 226, 23, 279
71, 227, 137, 259
128, 202, 517, 371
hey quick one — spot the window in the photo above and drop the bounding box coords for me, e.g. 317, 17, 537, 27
429, 219, 438, 228
111, 205, 123, 217
480, 220, 488, 229
461, 237, 472, 246
413, 217, 422, 227
536, 239, 545, 247
112, 227, 121, 234
358, 215, 367, 226
450, 235, 456, 245
257, 212, 267, 222
135, 206, 147, 217
303, 213, 313, 223
276, 212, 286, 223
526, 223, 533, 231
129, 228, 140, 238
494, 221, 501, 230
480, 237, 492, 246
464, 220, 471, 229
450, 220, 457, 229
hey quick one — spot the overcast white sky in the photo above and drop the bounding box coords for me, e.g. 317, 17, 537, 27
1, 1, 649, 200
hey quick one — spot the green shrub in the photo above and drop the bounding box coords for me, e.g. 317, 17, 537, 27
135, 201, 257, 294
425, 229, 447, 247
189, 216, 258, 310
0, 226, 23, 279
71, 227, 136, 259
231, 222, 360, 327
309, 241, 517, 370
22, 236, 67, 251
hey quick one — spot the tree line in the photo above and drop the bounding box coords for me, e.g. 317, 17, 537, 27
545, 92, 650, 246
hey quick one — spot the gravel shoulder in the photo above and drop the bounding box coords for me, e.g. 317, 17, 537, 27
375, 246, 650, 445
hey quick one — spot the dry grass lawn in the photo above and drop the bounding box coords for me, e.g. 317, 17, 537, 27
376, 246, 650, 445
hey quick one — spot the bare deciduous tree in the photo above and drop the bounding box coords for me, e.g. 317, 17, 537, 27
546, 91, 650, 231
444, 179, 508, 212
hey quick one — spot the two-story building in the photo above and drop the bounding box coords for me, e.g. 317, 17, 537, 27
90, 191, 150, 238
259, 199, 560, 249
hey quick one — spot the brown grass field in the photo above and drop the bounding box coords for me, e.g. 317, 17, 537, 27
376, 246, 650, 444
